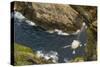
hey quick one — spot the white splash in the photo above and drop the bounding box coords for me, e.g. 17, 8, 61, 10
14, 11, 25, 20
46, 22, 87, 36
54, 29, 70, 36
47, 28, 82, 36
72, 50, 76, 54
72, 29, 80, 35
44, 55, 51, 60
49, 51, 58, 56
46, 29, 70, 35
25, 20, 36, 26
14, 11, 36, 26
36, 50, 58, 63
36, 50, 44, 58
45, 51, 58, 63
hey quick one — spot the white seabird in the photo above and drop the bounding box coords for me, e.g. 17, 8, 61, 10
71, 40, 80, 49
62, 40, 81, 49
62, 22, 87, 55
71, 40, 80, 54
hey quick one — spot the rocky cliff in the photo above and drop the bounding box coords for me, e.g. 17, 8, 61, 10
12, 1, 97, 62
13, 2, 85, 33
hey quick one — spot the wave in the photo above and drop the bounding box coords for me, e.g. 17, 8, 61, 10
36, 50, 58, 63
13, 11, 87, 37
46, 29, 81, 36
12, 11, 36, 26
25, 20, 36, 26
46, 22, 87, 37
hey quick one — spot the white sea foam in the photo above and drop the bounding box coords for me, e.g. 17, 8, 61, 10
72, 50, 76, 54
14, 11, 36, 26
36, 50, 44, 58
36, 50, 58, 63
49, 51, 58, 56
25, 20, 36, 26
47, 28, 82, 36
72, 29, 80, 35
54, 29, 70, 36
14, 11, 25, 20
44, 55, 51, 60
49, 22, 87, 36
44, 51, 58, 62
46, 29, 70, 35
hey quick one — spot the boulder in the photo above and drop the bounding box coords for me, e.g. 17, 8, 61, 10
14, 2, 84, 33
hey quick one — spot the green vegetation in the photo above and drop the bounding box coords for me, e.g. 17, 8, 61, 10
72, 56, 85, 62
14, 43, 54, 66
14, 43, 35, 53
85, 28, 97, 61
14, 43, 36, 65
13, 2, 97, 64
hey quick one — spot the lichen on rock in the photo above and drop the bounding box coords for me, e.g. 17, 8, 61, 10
14, 1, 84, 33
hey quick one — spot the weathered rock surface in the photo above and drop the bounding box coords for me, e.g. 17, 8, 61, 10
70, 5, 97, 33
14, 2, 84, 33
91, 20, 97, 33
13, 2, 97, 33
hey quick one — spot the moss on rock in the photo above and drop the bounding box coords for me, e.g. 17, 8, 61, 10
14, 43, 54, 66
85, 28, 97, 61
